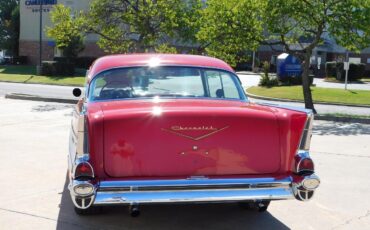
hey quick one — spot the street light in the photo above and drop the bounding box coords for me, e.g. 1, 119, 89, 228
37, 0, 43, 75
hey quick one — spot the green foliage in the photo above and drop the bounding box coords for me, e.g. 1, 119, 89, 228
259, 62, 278, 87
85, 0, 202, 53
0, 0, 19, 55
47, 4, 85, 58
262, 61, 270, 76
154, 44, 178, 54
197, 0, 263, 67
260, 0, 370, 112
41, 61, 75, 76
262, 0, 370, 54
326, 62, 366, 81
259, 74, 279, 88
325, 62, 337, 78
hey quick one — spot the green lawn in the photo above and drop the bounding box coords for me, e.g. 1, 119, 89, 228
247, 86, 370, 106
0, 65, 85, 86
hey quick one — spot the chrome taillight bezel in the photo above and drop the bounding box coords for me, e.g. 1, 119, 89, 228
73, 158, 95, 179
299, 111, 314, 151
295, 153, 315, 174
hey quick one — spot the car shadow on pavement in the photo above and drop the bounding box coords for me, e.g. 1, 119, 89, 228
313, 121, 370, 136
56, 175, 290, 230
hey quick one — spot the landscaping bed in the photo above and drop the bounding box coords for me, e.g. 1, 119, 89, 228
247, 86, 370, 106
0, 65, 85, 86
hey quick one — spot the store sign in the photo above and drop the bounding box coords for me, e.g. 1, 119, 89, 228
25, 0, 57, 5
25, 0, 58, 13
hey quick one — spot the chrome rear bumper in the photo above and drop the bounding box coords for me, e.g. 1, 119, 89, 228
70, 175, 319, 209
94, 177, 293, 205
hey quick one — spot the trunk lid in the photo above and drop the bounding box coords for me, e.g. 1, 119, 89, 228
99, 99, 281, 177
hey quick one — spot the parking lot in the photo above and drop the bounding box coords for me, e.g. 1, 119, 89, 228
0, 97, 369, 230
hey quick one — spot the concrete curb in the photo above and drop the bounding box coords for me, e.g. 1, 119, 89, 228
246, 92, 370, 108
0, 80, 83, 87
5, 93, 370, 124
5, 93, 78, 104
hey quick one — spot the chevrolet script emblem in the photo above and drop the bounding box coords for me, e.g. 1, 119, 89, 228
162, 125, 229, 141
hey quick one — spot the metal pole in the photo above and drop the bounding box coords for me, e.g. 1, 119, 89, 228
39, 0, 43, 68
344, 50, 349, 90
252, 51, 255, 71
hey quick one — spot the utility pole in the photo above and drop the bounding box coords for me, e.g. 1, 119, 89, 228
38, 0, 43, 75
344, 50, 349, 90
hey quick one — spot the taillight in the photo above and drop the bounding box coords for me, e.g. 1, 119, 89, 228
295, 155, 314, 174
74, 162, 94, 179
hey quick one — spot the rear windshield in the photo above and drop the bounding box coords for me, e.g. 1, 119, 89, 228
88, 66, 245, 101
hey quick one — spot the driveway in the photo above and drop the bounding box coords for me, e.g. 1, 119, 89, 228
0, 98, 369, 230
236, 72, 261, 88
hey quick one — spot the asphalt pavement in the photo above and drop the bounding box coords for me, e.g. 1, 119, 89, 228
0, 98, 369, 229
0, 82, 77, 99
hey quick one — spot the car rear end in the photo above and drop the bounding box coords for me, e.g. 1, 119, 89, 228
68, 100, 319, 215
68, 54, 319, 215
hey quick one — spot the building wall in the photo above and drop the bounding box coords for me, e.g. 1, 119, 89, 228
19, 0, 102, 65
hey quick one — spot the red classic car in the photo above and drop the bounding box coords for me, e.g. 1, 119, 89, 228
69, 54, 319, 216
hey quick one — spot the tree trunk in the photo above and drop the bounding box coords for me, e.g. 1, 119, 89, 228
301, 52, 317, 114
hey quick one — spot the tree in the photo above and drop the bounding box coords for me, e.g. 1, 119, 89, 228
47, 4, 85, 59
261, 0, 370, 113
0, 0, 19, 56
197, 0, 369, 113
196, 0, 263, 67
84, 0, 202, 53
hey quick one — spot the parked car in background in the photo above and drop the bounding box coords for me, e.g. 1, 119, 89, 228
69, 54, 320, 216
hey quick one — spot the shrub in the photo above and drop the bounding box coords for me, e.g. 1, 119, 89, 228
325, 61, 366, 81
41, 61, 75, 76
259, 74, 279, 87
325, 62, 337, 78
75, 57, 96, 69
349, 63, 365, 80
259, 62, 279, 87
12, 56, 28, 65
41, 61, 56, 76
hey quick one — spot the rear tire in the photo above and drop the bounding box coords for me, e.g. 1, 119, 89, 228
239, 200, 270, 212
74, 206, 103, 215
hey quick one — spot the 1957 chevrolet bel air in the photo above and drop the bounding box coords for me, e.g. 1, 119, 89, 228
69, 54, 320, 216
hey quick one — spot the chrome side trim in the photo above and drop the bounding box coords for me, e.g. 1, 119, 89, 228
256, 102, 313, 114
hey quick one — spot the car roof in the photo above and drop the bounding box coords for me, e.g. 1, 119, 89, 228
88, 54, 234, 80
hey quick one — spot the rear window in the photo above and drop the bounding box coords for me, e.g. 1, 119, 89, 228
88, 66, 244, 101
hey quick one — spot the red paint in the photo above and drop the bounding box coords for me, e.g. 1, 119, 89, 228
86, 99, 307, 179
82, 54, 308, 181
